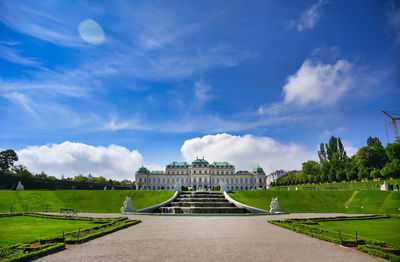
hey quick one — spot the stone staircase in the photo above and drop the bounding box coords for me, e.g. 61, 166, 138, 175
157, 192, 249, 214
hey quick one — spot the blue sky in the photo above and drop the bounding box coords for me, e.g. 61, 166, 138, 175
0, 0, 399, 180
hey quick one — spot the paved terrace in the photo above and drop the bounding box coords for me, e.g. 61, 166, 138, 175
38, 213, 383, 262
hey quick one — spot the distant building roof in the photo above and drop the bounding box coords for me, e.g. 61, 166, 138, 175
253, 166, 265, 174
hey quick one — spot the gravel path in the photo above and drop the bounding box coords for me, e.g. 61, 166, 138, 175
38, 213, 382, 262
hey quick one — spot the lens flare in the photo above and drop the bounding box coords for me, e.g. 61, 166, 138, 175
78, 19, 105, 45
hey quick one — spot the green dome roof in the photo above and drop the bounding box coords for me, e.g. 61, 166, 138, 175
137, 166, 150, 173
191, 157, 209, 167
253, 166, 264, 174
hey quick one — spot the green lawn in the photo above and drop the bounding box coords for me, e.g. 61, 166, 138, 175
0, 190, 174, 213
228, 190, 400, 214
271, 179, 400, 191
0, 216, 95, 248
318, 218, 400, 247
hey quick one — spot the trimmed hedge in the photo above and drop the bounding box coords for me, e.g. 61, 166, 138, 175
1, 243, 65, 262
0, 213, 141, 261
358, 245, 400, 262
65, 220, 141, 244
0, 174, 131, 190
269, 215, 399, 261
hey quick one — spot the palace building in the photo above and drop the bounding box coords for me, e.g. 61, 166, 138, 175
135, 158, 266, 191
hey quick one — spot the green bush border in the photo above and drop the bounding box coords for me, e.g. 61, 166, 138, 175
1, 243, 65, 262
269, 215, 399, 261
0, 212, 141, 261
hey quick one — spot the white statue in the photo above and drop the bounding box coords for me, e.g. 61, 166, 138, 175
16, 181, 24, 191
380, 181, 387, 191
120, 196, 133, 213
269, 197, 282, 213
174, 182, 182, 192
104, 186, 107, 190
219, 181, 228, 192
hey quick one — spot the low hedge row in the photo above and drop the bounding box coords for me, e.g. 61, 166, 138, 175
0, 213, 140, 261
65, 220, 141, 244
1, 243, 65, 262
358, 245, 400, 262
269, 215, 398, 261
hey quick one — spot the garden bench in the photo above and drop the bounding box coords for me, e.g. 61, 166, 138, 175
60, 208, 78, 216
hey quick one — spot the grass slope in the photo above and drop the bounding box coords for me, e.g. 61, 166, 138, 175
228, 190, 400, 214
319, 218, 400, 247
0, 190, 174, 213
0, 216, 95, 248
272, 179, 400, 191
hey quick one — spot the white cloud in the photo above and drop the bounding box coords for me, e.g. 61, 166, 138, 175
16, 142, 143, 180
181, 133, 315, 174
288, 0, 329, 32
2, 92, 38, 117
259, 59, 352, 115
0, 1, 83, 46
283, 59, 352, 106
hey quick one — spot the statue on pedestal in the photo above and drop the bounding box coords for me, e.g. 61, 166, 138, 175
174, 182, 182, 192
120, 196, 133, 213
16, 182, 24, 191
219, 181, 228, 192
269, 197, 282, 213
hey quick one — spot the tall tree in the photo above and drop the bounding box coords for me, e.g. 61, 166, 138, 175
0, 150, 18, 175
367, 137, 383, 148
356, 142, 388, 172
318, 143, 327, 163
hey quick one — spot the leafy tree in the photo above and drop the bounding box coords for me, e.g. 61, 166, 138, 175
358, 168, 369, 180
73, 174, 88, 182
318, 143, 327, 163
302, 160, 321, 177
356, 145, 388, 172
0, 150, 18, 174
385, 142, 400, 161
370, 168, 381, 178
336, 170, 346, 181
367, 137, 383, 147
346, 169, 358, 181
11, 164, 33, 177
381, 159, 400, 178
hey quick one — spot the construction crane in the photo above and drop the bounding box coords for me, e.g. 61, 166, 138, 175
382, 110, 400, 142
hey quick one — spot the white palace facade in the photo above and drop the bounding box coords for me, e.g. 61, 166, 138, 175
135, 158, 266, 191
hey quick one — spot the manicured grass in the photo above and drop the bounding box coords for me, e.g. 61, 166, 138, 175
0, 190, 174, 213
318, 218, 400, 247
228, 190, 400, 214
0, 216, 95, 248
271, 178, 400, 191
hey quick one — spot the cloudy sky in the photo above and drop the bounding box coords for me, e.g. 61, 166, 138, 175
1, 0, 399, 180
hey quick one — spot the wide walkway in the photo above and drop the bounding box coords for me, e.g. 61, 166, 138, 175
38, 213, 382, 262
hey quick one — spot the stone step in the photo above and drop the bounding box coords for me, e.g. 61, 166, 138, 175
169, 202, 235, 207
178, 194, 225, 197
175, 198, 229, 202
158, 207, 248, 214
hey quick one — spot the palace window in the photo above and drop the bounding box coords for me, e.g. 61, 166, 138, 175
172, 178, 175, 184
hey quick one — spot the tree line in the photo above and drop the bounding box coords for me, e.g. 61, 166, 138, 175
272, 137, 400, 186
0, 149, 132, 187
